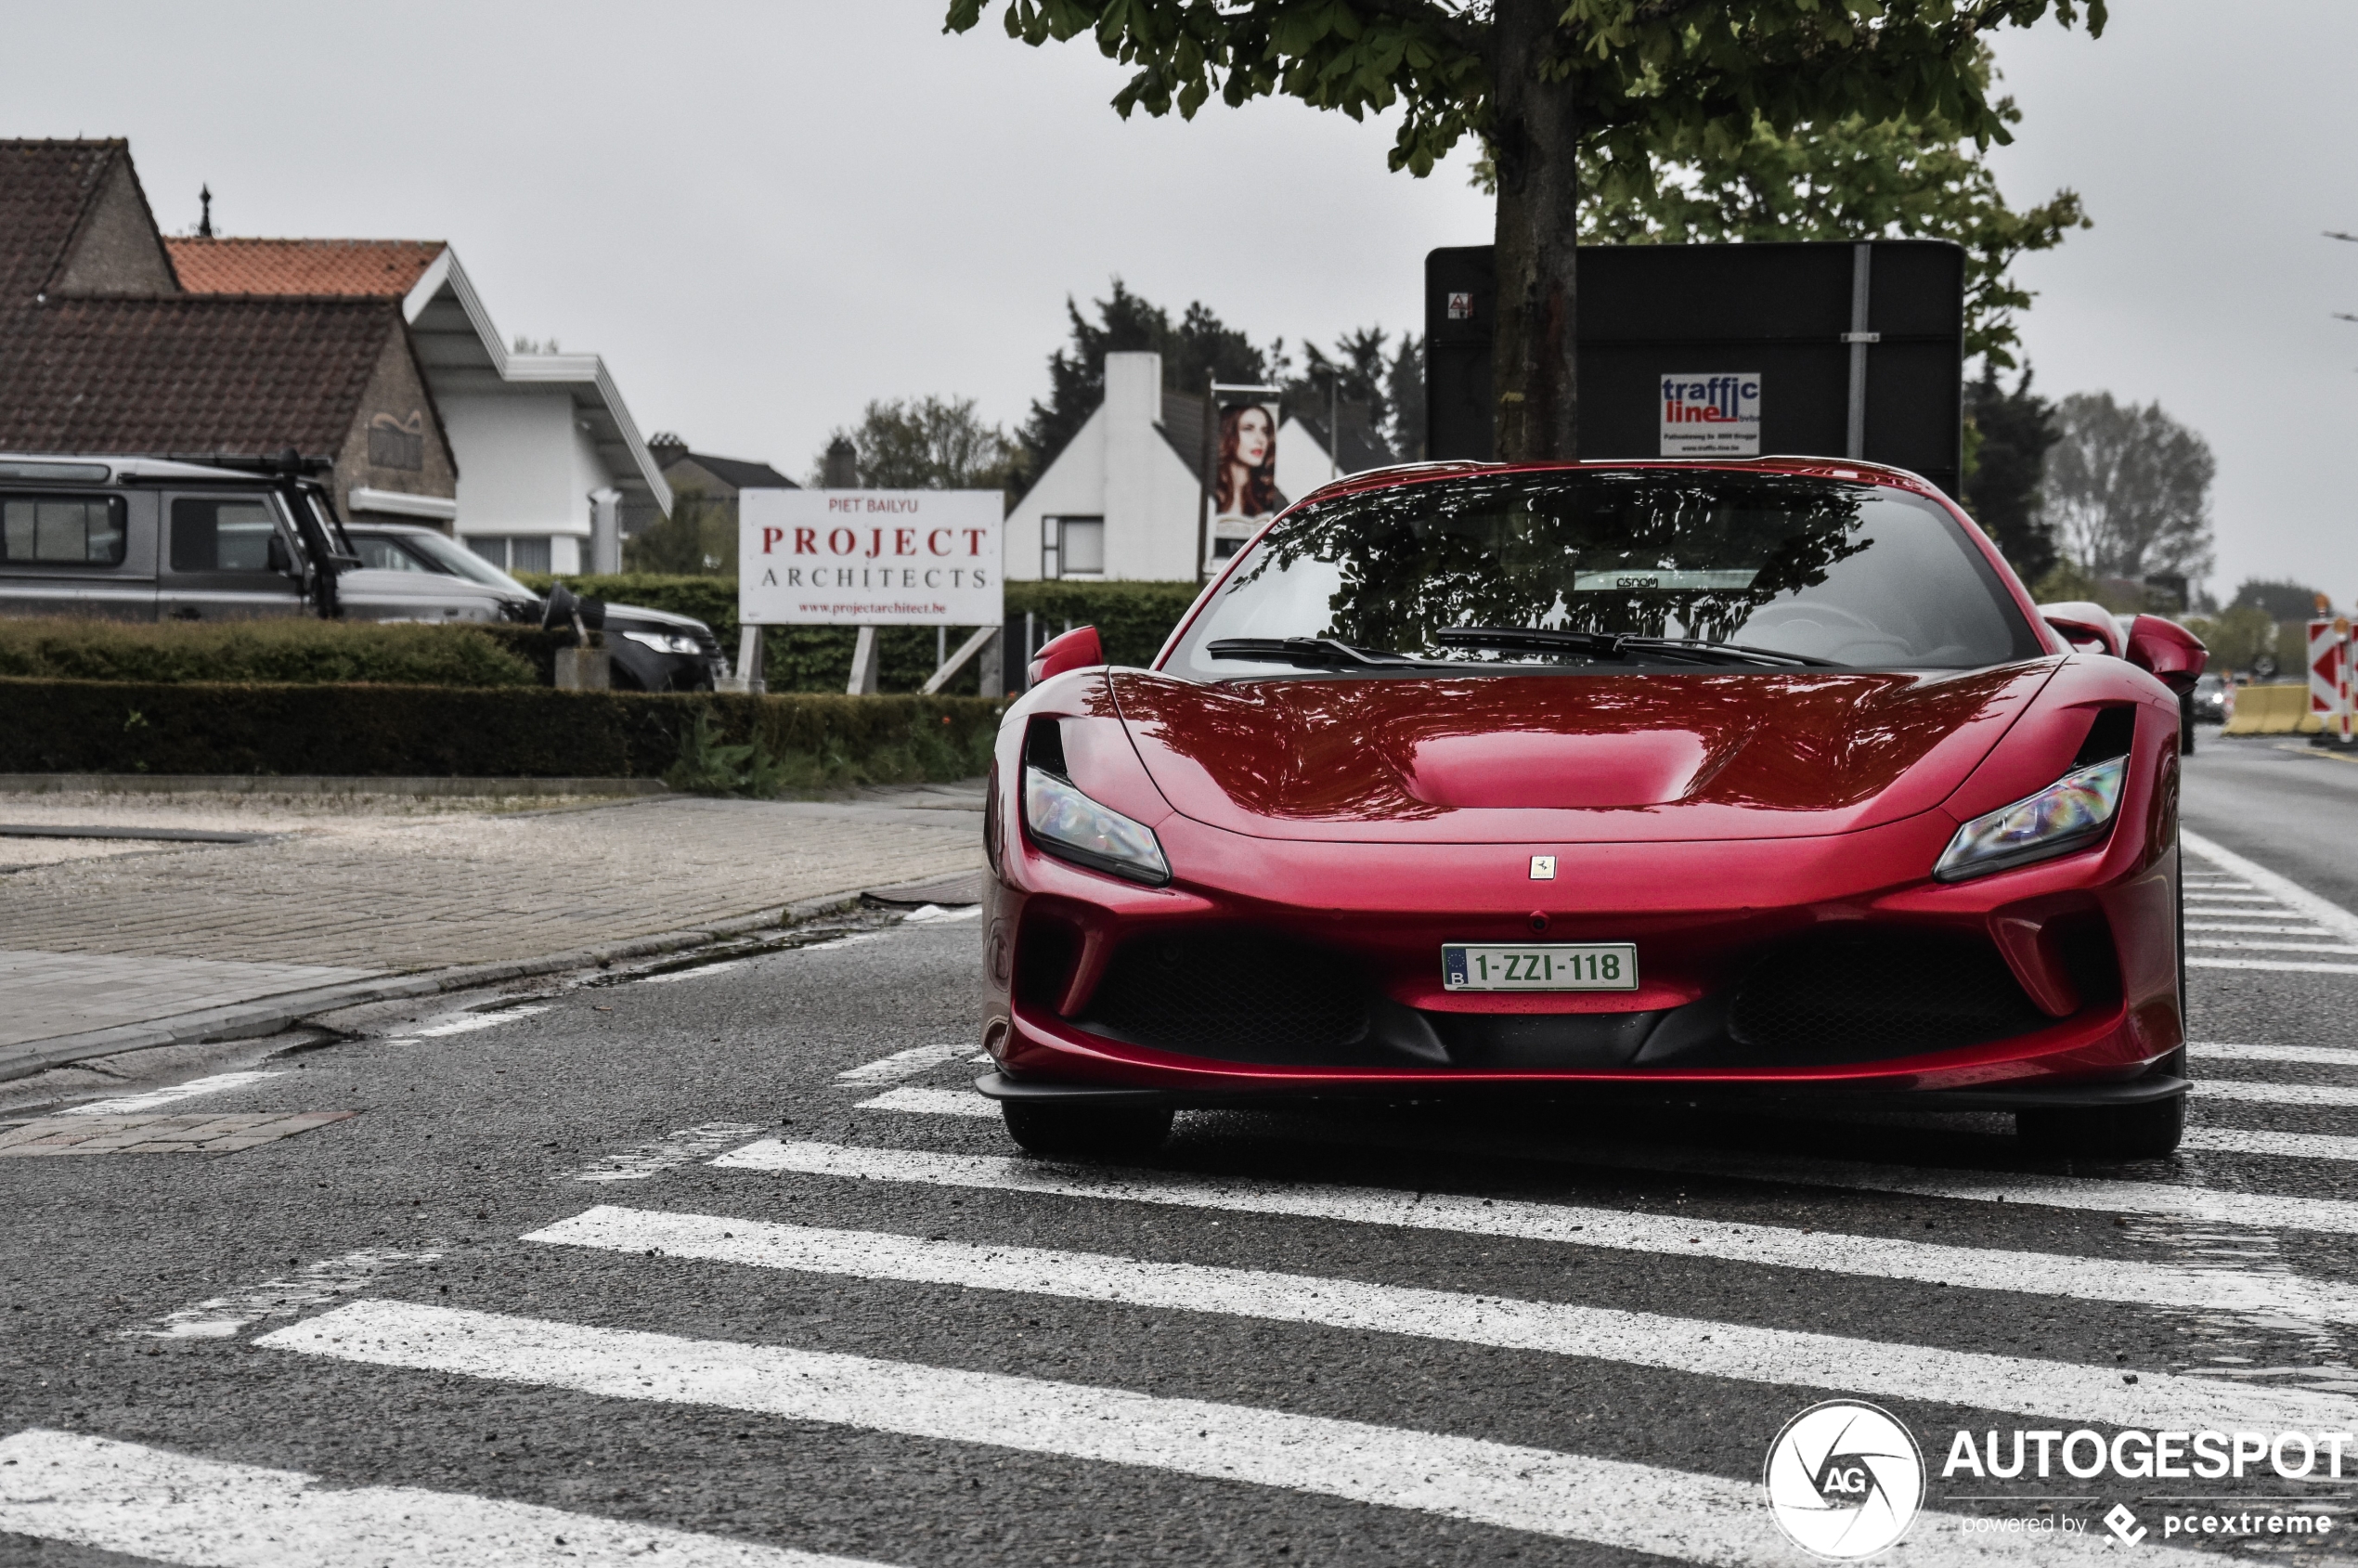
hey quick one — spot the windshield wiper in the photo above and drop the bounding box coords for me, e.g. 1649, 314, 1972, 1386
1435, 626, 1838, 668
1207, 637, 1422, 670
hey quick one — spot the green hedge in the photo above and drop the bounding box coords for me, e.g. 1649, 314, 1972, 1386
520, 574, 1204, 691
0, 678, 1007, 791
0, 616, 560, 688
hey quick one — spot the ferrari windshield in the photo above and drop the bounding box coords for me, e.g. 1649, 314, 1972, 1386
1166, 469, 2041, 679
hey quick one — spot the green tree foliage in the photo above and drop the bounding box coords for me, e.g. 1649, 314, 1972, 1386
1017, 279, 1273, 489
2180, 603, 2277, 675
2045, 392, 2216, 582
1567, 64, 2085, 369
818, 395, 1020, 495
2233, 578, 2333, 621
623, 488, 734, 576
1961, 363, 2061, 583
946, 0, 2105, 463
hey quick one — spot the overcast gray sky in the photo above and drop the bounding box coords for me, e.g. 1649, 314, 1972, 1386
6, 3, 2348, 600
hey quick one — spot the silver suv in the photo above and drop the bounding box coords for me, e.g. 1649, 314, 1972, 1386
0, 451, 512, 624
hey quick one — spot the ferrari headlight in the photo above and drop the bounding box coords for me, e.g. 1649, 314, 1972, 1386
1023, 766, 1170, 886
621, 629, 704, 655
1935, 756, 2127, 882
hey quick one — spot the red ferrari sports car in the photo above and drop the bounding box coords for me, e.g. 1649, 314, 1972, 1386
977, 458, 2206, 1161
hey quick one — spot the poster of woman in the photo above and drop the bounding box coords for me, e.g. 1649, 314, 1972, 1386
1213, 401, 1283, 524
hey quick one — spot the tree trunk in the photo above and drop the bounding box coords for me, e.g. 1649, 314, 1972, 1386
1489, 0, 1582, 462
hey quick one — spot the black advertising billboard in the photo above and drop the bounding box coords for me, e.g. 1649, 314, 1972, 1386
1425, 240, 1965, 498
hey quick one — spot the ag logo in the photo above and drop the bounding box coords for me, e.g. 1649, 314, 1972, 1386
1764, 1400, 1924, 1559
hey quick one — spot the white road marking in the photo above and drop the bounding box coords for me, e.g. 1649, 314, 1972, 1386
835, 1044, 973, 1085
260, 1301, 2179, 1568
2184, 894, 2287, 905
570, 1122, 766, 1184
526, 1204, 2358, 1432
2189, 939, 2358, 954
900, 903, 979, 924
2197, 1040, 2358, 1066
406, 1004, 552, 1039
2190, 955, 2358, 976
60, 1070, 282, 1117
857, 1084, 992, 1115
2200, 1078, 2358, 1107
640, 960, 745, 984
2183, 1126, 2358, 1164
2182, 829, 2358, 942
0, 1429, 885, 1568
711, 1140, 2353, 1320
123, 1247, 444, 1340
2186, 922, 2336, 935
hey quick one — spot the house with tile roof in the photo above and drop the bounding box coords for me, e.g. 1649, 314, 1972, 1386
166, 234, 669, 577
0, 140, 457, 527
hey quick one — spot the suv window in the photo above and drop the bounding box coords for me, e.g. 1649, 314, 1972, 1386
2, 495, 125, 565
171, 497, 280, 573
350, 535, 438, 574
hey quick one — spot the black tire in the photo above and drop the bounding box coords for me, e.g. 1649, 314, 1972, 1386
2017, 1090, 2185, 1160
1001, 1100, 1173, 1160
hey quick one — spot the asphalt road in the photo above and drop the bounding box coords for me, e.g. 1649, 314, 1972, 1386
6, 751, 2358, 1567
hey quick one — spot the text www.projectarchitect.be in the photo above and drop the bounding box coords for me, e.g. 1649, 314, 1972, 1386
797, 603, 947, 617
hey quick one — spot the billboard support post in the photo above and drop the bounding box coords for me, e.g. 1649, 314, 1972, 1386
1844, 242, 1875, 460
847, 627, 880, 696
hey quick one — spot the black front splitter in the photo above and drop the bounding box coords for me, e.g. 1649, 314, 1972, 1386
972, 1069, 2189, 1116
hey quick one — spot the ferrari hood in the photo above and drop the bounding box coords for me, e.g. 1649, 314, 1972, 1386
1108, 664, 2059, 843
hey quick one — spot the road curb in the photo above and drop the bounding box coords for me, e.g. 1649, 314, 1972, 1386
0, 889, 870, 1083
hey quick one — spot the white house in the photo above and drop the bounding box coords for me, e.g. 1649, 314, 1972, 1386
166, 235, 668, 577
399, 249, 669, 576
1005, 351, 1388, 583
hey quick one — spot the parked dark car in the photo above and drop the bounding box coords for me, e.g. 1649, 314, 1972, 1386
343, 523, 729, 691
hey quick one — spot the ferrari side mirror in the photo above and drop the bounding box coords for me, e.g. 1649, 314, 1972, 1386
1028, 625, 1104, 688
2124, 613, 2207, 693
2037, 600, 2123, 658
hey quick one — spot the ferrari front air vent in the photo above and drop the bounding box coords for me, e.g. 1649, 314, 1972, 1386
2074, 706, 2135, 767
1729, 928, 2052, 1061
1078, 931, 1371, 1063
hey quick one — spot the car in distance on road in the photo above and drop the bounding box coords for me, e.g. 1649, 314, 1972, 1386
978, 457, 2205, 1162
2190, 671, 2228, 725
344, 522, 730, 691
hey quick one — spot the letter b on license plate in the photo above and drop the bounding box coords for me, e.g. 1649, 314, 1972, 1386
1442, 943, 1639, 991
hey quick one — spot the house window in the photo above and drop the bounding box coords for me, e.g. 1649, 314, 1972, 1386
0, 495, 124, 564
1043, 516, 1105, 578
465, 536, 552, 575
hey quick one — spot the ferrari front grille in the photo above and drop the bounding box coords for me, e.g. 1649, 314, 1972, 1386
1078, 931, 1370, 1062
1728, 928, 2052, 1061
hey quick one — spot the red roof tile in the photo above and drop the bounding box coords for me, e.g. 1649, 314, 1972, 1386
165, 238, 445, 298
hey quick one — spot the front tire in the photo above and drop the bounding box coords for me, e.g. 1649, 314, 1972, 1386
2017, 1088, 2185, 1160
1001, 1100, 1173, 1160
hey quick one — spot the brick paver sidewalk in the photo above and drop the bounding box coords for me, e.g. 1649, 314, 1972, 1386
0, 784, 983, 1062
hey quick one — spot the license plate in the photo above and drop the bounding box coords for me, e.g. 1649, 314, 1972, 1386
1442, 943, 1638, 991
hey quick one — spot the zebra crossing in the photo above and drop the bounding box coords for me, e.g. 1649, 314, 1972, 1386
2182, 829, 2358, 973
13, 858, 2358, 1565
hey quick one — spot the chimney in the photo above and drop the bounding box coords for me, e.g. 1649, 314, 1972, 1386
823, 436, 858, 488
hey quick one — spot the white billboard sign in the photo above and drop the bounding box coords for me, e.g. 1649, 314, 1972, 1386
739, 489, 1003, 627
1659, 372, 1761, 456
